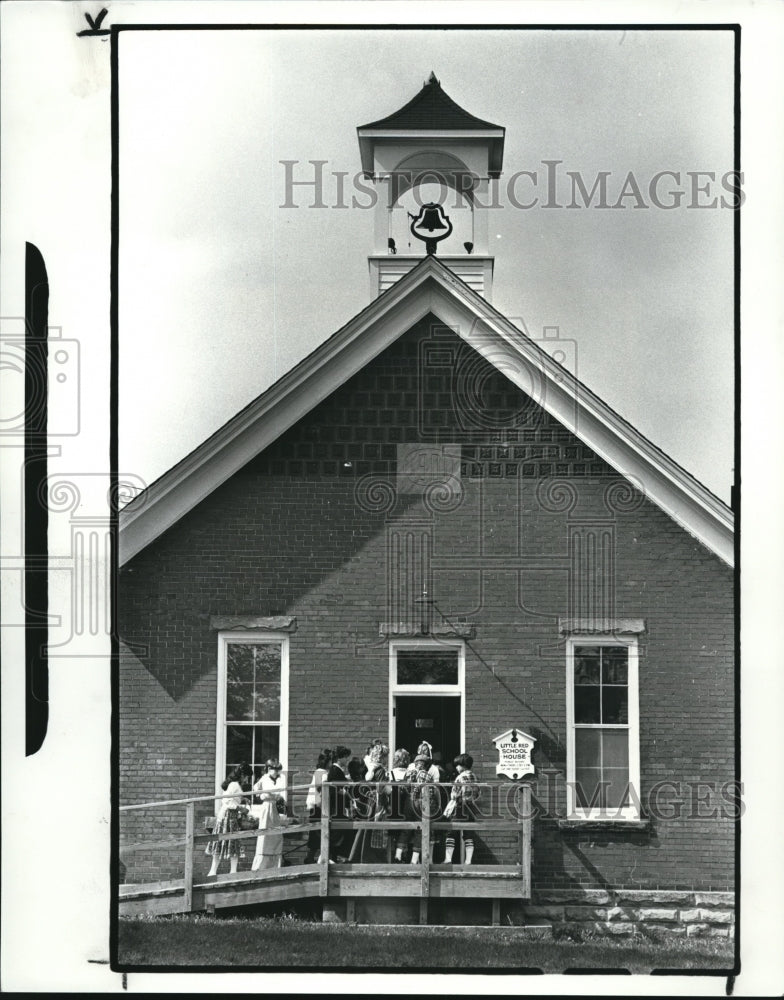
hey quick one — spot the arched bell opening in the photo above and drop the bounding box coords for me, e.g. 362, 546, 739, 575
389, 182, 473, 256
387, 151, 476, 256
390, 150, 479, 202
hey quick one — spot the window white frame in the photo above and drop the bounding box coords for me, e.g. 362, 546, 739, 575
388, 638, 465, 754
565, 635, 640, 821
215, 631, 290, 790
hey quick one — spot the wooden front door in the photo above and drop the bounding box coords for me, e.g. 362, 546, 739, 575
394, 694, 461, 770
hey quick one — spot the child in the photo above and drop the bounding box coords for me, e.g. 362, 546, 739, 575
394, 752, 436, 864
326, 745, 352, 862
206, 763, 252, 877
304, 749, 332, 864
389, 748, 411, 860
250, 759, 287, 871
361, 742, 392, 861
443, 753, 480, 865
415, 741, 441, 782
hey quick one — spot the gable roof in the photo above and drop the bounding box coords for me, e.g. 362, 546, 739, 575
358, 72, 502, 131
119, 257, 734, 567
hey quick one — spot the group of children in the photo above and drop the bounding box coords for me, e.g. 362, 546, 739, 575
305, 740, 481, 865
206, 741, 482, 876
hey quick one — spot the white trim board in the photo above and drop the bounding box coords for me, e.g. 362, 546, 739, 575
387, 638, 466, 759
120, 256, 733, 567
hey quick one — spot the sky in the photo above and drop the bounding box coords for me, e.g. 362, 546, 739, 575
118, 27, 735, 501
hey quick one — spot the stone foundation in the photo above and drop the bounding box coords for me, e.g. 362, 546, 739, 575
321, 889, 734, 934
525, 889, 735, 937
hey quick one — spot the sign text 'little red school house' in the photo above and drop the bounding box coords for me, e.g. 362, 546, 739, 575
118, 75, 736, 933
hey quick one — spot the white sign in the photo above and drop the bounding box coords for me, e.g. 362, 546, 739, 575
492, 728, 536, 779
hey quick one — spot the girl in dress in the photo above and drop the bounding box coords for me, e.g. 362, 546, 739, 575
389, 748, 411, 861
357, 742, 392, 862
346, 756, 367, 822
417, 741, 448, 826
394, 752, 436, 864
391, 747, 410, 782
304, 749, 332, 864
443, 753, 480, 865
206, 763, 252, 877
416, 741, 441, 782
362, 738, 385, 776
326, 745, 352, 862
250, 759, 287, 871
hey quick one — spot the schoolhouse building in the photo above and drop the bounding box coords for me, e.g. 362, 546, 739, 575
118, 74, 735, 935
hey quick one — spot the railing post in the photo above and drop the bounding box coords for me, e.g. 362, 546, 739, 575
516, 782, 524, 872
184, 801, 195, 912
319, 782, 330, 896
419, 788, 431, 925
383, 781, 392, 863
521, 783, 532, 898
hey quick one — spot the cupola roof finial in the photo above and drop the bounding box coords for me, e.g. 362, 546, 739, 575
427, 70, 440, 86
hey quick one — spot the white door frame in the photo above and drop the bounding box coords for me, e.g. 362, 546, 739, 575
387, 638, 465, 756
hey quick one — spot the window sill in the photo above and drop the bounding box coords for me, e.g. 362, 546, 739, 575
557, 817, 650, 830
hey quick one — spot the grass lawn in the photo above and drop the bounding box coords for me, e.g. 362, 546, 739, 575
118, 914, 735, 972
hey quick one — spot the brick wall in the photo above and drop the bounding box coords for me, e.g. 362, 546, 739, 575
119, 314, 735, 890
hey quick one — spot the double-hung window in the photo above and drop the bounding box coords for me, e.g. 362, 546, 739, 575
566, 637, 640, 820
216, 632, 289, 784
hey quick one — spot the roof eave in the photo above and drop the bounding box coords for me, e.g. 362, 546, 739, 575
356, 127, 506, 179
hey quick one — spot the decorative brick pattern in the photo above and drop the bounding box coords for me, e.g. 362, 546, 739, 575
245, 319, 615, 480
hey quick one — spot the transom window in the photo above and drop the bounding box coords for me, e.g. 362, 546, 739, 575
396, 649, 459, 686
216, 633, 289, 784
566, 637, 640, 820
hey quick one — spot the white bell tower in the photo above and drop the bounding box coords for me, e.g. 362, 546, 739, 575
357, 72, 505, 301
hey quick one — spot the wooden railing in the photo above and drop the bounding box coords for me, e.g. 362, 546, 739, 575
119, 781, 533, 912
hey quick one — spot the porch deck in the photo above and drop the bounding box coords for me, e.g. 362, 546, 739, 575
119, 782, 532, 924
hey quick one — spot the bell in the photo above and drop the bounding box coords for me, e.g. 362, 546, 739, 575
418, 204, 448, 231
409, 202, 453, 255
